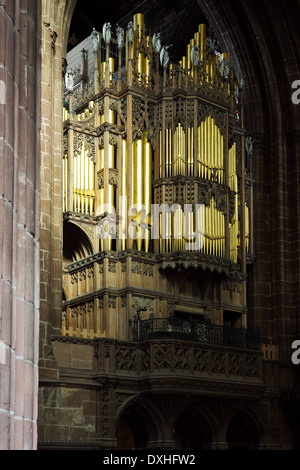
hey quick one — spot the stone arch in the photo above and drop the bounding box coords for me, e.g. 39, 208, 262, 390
115, 396, 165, 450
174, 406, 214, 450
226, 406, 267, 450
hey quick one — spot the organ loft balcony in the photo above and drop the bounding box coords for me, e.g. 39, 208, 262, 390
52, 330, 265, 404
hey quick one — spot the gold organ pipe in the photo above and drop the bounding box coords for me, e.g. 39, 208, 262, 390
219, 212, 222, 257
199, 24, 205, 64
144, 132, 151, 253
212, 201, 215, 256
206, 117, 209, 180
167, 129, 170, 178
211, 117, 215, 175
212, 203, 214, 256
133, 13, 144, 81
216, 207, 219, 257
182, 125, 185, 175
187, 44, 191, 72
133, 13, 144, 31
166, 129, 169, 177
200, 125, 204, 178
220, 211, 223, 257
216, 126, 219, 181
220, 133, 223, 183
208, 204, 211, 254
191, 127, 194, 176
181, 207, 184, 251
210, 117, 213, 175
174, 127, 177, 175
219, 129, 222, 183
206, 204, 209, 254
135, 138, 142, 251
169, 211, 173, 253
207, 206, 211, 254
212, 199, 215, 256
218, 210, 222, 257
216, 123, 219, 180
121, 139, 127, 250
204, 205, 207, 253
177, 126, 179, 175
200, 123, 204, 178
204, 119, 207, 179
215, 209, 220, 256
159, 130, 162, 178
173, 208, 178, 252
212, 202, 214, 256
221, 211, 224, 257
178, 207, 182, 252
206, 205, 209, 254
197, 127, 200, 177
179, 126, 181, 175
212, 117, 215, 174
188, 128, 193, 176
215, 204, 218, 257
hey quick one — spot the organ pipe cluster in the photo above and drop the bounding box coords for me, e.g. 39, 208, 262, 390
63, 13, 252, 269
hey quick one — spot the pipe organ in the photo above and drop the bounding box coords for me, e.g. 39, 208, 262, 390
62, 14, 254, 340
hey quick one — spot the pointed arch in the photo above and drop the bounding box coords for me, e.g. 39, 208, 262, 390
63, 220, 94, 263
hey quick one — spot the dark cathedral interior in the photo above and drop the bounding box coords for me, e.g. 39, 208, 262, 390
0, 0, 300, 453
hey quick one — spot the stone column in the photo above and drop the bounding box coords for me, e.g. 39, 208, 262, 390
0, 0, 41, 450
39, 0, 76, 380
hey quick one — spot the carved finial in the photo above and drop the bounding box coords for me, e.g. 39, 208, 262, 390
128, 21, 134, 43
237, 69, 245, 89
245, 136, 255, 157
191, 44, 200, 66
219, 57, 231, 79
152, 32, 162, 54
65, 70, 74, 92
160, 44, 172, 68
102, 22, 112, 45
116, 25, 124, 49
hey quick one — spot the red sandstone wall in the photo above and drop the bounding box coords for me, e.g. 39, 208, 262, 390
0, 0, 41, 450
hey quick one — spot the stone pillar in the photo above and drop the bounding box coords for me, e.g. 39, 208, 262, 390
39, 0, 77, 379
0, 0, 41, 450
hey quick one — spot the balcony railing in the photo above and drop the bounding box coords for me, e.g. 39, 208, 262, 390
131, 315, 261, 351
